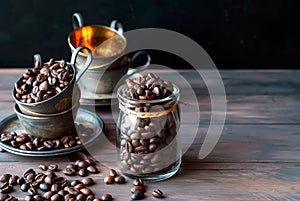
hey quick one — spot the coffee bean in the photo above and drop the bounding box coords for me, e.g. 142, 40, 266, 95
131, 191, 144, 200
39, 183, 50, 192
133, 178, 144, 186
109, 169, 118, 177
17, 177, 25, 185
39, 164, 48, 171
43, 191, 54, 200
80, 188, 93, 195
68, 187, 80, 196
77, 161, 89, 169
114, 175, 125, 184
70, 180, 82, 187
81, 178, 94, 186
104, 176, 114, 184
48, 164, 58, 171
131, 186, 146, 193
78, 168, 89, 177
152, 189, 163, 198
0, 174, 11, 182
20, 183, 30, 191
50, 194, 63, 201
63, 167, 76, 176
51, 183, 61, 192
34, 194, 44, 201
8, 175, 18, 186
28, 187, 37, 195
0, 193, 9, 200
0, 182, 13, 194
87, 166, 98, 174
101, 194, 112, 201
25, 195, 34, 201
85, 159, 96, 166
76, 193, 87, 200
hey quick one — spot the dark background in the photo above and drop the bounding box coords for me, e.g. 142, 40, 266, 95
0, 0, 300, 69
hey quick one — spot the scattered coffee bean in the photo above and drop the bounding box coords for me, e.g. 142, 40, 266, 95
131, 191, 144, 200
25, 195, 34, 201
131, 186, 146, 193
8, 175, 18, 186
0, 174, 11, 183
109, 169, 118, 178
152, 189, 163, 198
101, 193, 113, 201
81, 178, 94, 186
50, 194, 63, 201
104, 176, 114, 184
133, 178, 144, 186
87, 166, 99, 174
63, 167, 76, 176
48, 164, 58, 171
39, 164, 48, 171
78, 168, 89, 177
114, 175, 125, 184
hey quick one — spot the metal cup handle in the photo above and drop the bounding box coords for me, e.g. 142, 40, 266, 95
127, 51, 151, 76
33, 54, 42, 68
72, 13, 84, 30
110, 20, 124, 34
70, 46, 93, 81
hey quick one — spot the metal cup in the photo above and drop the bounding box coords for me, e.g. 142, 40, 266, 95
67, 13, 151, 95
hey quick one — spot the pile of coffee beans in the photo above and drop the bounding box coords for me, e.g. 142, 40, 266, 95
62, 159, 99, 177
123, 73, 173, 101
14, 58, 74, 103
0, 123, 93, 151
103, 169, 126, 185
118, 73, 181, 176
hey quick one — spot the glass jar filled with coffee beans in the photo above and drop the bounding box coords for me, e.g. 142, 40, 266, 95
116, 73, 181, 181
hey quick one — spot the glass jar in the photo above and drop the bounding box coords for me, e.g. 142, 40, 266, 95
116, 83, 181, 181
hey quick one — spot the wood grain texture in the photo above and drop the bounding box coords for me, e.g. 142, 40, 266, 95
0, 69, 299, 200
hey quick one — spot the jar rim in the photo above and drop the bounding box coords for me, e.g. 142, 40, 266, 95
117, 83, 180, 104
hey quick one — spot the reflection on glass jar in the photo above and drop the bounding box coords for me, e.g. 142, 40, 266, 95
116, 84, 181, 181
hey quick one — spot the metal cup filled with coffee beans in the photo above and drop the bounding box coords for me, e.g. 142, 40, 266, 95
13, 46, 92, 114
116, 73, 181, 181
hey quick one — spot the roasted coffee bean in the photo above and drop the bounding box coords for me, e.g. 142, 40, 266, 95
152, 189, 163, 198
87, 166, 98, 174
8, 175, 18, 186
0, 193, 9, 200
74, 183, 85, 190
48, 164, 58, 171
63, 167, 76, 176
25, 195, 34, 201
78, 168, 89, 177
0, 182, 13, 194
39, 183, 50, 192
28, 187, 37, 195
93, 198, 102, 201
57, 189, 67, 196
86, 194, 95, 201
101, 194, 113, 201
17, 177, 25, 185
80, 188, 93, 195
131, 186, 146, 193
51, 183, 61, 192
81, 178, 94, 186
70, 180, 82, 187
103, 176, 114, 184
0, 174, 11, 182
68, 187, 80, 196
109, 169, 118, 178
114, 175, 125, 184
85, 159, 96, 166
20, 183, 30, 191
38, 164, 47, 171
43, 191, 54, 200
133, 178, 144, 186
131, 191, 144, 200
50, 194, 63, 201
77, 161, 89, 169
34, 194, 44, 201
76, 193, 87, 200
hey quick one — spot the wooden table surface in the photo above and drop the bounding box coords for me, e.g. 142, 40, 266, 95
0, 68, 300, 201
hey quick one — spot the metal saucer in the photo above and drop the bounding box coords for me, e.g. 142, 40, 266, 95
0, 108, 104, 157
